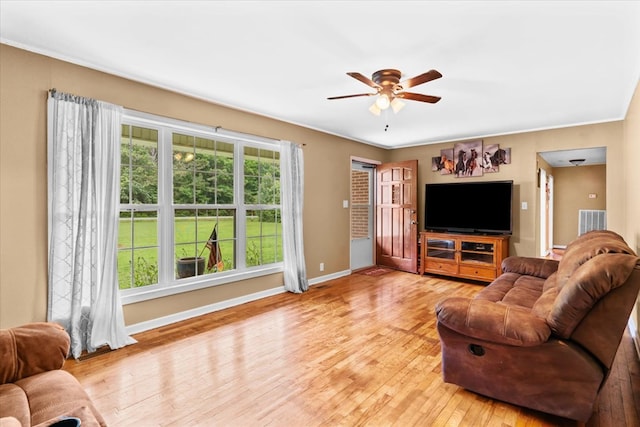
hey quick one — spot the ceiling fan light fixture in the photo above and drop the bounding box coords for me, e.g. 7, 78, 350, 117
368, 103, 381, 116
375, 93, 391, 110
569, 158, 585, 166
390, 97, 405, 114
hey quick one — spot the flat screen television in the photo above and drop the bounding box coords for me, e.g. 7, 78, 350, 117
424, 180, 513, 235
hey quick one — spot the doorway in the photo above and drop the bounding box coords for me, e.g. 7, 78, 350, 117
349, 158, 420, 273
539, 168, 554, 257
350, 160, 376, 271
538, 147, 606, 253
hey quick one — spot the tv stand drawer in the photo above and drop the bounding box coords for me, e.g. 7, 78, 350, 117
459, 265, 496, 281
424, 260, 458, 275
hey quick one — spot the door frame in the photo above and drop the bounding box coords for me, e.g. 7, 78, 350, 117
350, 156, 380, 271
375, 159, 419, 273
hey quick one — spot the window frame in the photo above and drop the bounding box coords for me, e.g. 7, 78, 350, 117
119, 110, 283, 305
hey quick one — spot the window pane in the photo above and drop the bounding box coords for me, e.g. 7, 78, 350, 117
132, 248, 159, 287
133, 211, 158, 247
246, 209, 282, 267
118, 211, 158, 289
117, 250, 133, 290
120, 165, 130, 204
174, 209, 236, 278
175, 209, 196, 245
195, 171, 215, 204
244, 177, 259, 203
244, 147, 280, 205
173, 134, 234, 205
121, 125, 158, 205
173, 170, 194, 203
216, 160, 234, 204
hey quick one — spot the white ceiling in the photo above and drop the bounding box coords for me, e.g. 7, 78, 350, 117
1, 1, 639, 150
538, 147, 606, 168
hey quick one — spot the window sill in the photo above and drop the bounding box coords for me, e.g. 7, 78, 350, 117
120, 263, 284, 305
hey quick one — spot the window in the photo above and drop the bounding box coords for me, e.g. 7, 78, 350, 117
119, 125, 159, 289
118, 112, 283, 303
244, 147, 282, 267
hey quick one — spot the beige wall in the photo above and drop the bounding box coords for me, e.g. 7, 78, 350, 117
623, 80, 640, 352
552, 165, 607, 246
390, 121, 624, 258
1, 44, 637, 339
0, 45, 389, 328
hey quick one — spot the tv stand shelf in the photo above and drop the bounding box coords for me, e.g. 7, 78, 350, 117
419, 231, 509, 282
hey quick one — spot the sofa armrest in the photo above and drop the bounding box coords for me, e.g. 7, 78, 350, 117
0, 323, 70, 384
501, 256, 559, 279
435, 297, 551, 346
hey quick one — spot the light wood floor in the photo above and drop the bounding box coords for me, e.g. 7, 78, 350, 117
64, 271, 640, 426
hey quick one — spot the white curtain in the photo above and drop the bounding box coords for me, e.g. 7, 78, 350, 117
47, 91, 136, 358
280, 140, 308, 293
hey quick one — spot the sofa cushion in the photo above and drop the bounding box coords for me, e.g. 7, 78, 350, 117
16, 370, 106, 427
476, 272, 546, 310
531, 272, 561, 319
556, 232, 635, 290
0, 323, 69, 384
501, 256, 559, 279
548, 253, 639, 338
565, 230, 624, 250
436, 297, 551, 346
0, 384, 30, 426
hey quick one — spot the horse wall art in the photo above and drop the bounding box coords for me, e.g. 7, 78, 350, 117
432, 141, 510, 177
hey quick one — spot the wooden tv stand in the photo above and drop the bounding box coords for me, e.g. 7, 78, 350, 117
419, 231, 510, 282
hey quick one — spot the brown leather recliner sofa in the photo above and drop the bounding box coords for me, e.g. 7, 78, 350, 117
435, 230, 640, 421
0, 322, 106, 427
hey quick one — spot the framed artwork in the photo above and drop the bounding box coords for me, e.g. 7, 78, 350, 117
431, 156, 441, 172
431, 141, 511, 177
439, 148, 454, 175
503, 148, 511, 164
453, 140, 483, 177
482, 144, 501, 173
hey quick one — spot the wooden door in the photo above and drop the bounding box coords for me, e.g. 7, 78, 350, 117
376, 160, 418, 273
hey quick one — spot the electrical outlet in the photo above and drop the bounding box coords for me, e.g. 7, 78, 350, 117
320, 262, 325, 272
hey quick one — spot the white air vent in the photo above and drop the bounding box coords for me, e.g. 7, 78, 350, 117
578, 210, 606, 235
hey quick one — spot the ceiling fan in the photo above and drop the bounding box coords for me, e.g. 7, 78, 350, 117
328, 68, 442, 115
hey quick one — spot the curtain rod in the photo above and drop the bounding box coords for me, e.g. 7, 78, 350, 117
213, 126, 305, 146
50, 88, 305, 146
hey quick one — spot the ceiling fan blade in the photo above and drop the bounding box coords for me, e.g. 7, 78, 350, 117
400, 69, 442, 89
396, 92, 442, 103
327, 93, 376, 100
347, 72, 381, 89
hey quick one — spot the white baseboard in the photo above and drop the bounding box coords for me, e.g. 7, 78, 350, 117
308, 269, 351, 285
125, 269, 351, 336
125, 286, 286, 335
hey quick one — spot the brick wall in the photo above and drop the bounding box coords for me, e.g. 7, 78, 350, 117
351, 170, 370, 238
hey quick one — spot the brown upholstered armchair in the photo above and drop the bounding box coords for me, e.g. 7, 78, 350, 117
0, 323, 106, 426
435, 230, 640, 421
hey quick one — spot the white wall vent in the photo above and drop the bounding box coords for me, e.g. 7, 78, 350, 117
578, 209, 606, 235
